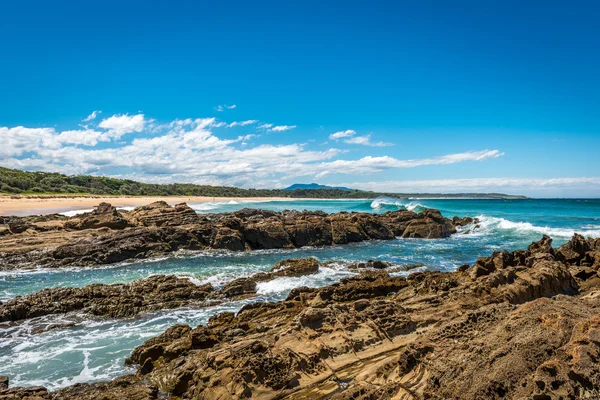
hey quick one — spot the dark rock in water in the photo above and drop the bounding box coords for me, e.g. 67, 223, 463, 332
401, 209, 457, 238
452, 216, 478, 227
220, 277, 258, 298
269, 258, 320, 276
349, 260, 393, 270
0, 275, 213, 322
0, 202, 467, 270
0, 376, 7, 390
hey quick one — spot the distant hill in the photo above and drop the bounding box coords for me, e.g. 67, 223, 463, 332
0, 167, 527, 199
284, 183, 354, 191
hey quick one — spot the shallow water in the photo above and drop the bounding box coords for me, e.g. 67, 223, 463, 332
1, 197, 600, 389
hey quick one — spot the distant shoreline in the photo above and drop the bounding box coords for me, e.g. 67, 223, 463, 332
0, 195, 304, 216
0, 194, 532, 217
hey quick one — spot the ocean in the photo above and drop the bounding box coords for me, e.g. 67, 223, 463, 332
2, 197, 600, 388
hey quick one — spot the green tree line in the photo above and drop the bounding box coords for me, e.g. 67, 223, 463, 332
0, 167, 525, 199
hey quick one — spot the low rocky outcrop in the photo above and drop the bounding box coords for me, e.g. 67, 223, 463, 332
0, 258, 323, 324
0, 202, 467, 270
0, 275, 213, 321
4, 235, 600, 399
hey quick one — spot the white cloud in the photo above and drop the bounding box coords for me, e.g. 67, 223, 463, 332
82, 110, 101, 122
343, 135, 393, 147
329, 129, 356, 140
258, 123, 273, 129
98, 114, 145, 138
269, 125, 296, 132
216, 104, 236, 112
0, 115, 504, 190
314, 150, 503, 177
227, 120, 259, 127
341, 177, 600, 197
56, 129, 106, 146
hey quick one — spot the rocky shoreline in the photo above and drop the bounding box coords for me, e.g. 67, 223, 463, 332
0, 201, 472, 270
1, 234, 600, 399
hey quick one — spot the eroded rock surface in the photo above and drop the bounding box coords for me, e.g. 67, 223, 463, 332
0, 202, 466, 270
3, 235, 600, 399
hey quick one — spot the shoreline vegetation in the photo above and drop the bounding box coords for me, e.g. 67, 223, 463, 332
0, 166, 527, 200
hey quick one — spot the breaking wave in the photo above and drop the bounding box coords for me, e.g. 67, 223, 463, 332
370, 196, 427, 213
468, 215, 600, 239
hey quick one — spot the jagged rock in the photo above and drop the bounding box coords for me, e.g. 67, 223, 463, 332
528, 234, 554, 254
126, 201, 200, 227
452, 216, 478, 227
556, 233, 591, 264
402, 209, 457, 238
0, 376, 7, 390
64, 202, 130, 230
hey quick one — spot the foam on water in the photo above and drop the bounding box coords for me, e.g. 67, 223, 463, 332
472, 215, 600, 239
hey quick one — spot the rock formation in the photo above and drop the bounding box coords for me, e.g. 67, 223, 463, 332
2, 235, 600, 399
0, 202, 466, 270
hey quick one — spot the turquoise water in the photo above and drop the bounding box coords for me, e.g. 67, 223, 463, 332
1, 197, 600, 389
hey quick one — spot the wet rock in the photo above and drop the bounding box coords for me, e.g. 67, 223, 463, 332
0, 376, 7, 390
452, 216, 478, 227
269, 257, 320, 277
220, 277, 258, 297
402, 209, 457, 238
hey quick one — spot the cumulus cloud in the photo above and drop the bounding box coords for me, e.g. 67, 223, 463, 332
269, 125, 296, 132
329, 129, 356, 140
98, 114, 145, 138
0, 113, 505, 189
343, 135, 393, 147
82, 110, 101, 122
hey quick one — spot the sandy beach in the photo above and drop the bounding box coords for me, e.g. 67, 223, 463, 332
0, 195, 296, 216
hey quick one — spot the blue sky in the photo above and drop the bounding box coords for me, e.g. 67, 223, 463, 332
1, 0, 599, 197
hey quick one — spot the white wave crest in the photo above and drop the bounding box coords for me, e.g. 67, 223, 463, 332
471, 215, 600, 239
370, 196, 426, 212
